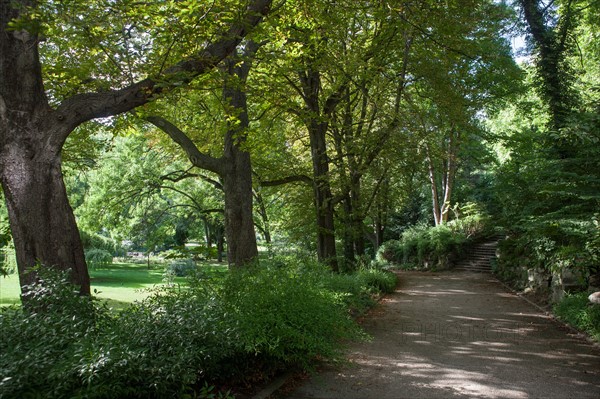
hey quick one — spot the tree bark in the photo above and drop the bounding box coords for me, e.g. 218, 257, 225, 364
0, 145, 90, 296
308, 122, 338, 270
220, 49, 259, 267
425, 145, 442, 226
298, 67, 341, 271
0, 3, 89, 295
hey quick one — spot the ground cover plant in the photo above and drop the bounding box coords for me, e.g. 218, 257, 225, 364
553, 292, 600, 342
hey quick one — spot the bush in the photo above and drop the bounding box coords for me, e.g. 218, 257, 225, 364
554, 292, 600, 342
0, 261, 372, 398
219, 264, 364, 374
167, 258, 196, 277
356, 268, 397, 294
376, 224, 466, 270
85, 248, 113, 269
0, 268, 104, 399
376, 240, 402, 264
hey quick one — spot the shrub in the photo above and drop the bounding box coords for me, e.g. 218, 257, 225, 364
84, 248, 113, 269
0, 260, 372, 398
554, 292, 600, 342
356, 268, 397, 294
377, 224, 466, 270
376, 240, 402, 263
167, 258, 196, 277
219, 264, 364, 375
0, 268, 105, 399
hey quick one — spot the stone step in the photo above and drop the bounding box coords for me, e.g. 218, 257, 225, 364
453, 238, 501, 273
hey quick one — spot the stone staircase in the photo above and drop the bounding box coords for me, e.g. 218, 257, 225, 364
454, 238, 501, 273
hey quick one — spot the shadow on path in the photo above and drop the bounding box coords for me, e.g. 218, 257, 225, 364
285, 271, 600, 399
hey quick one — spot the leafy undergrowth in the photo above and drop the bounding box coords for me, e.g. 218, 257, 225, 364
0, 260, 396, 399
553, 292, 600, 342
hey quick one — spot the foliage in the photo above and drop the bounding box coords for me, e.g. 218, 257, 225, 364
553, 292, 600, 342
487, 0, 600, 297
446, 203, 494, 238
377, 224, 467, 270
166, 258, 197, 277
0, 268, 103, 399
0, 259, 384, 398
322, 265, 397, 316
355, 268, 397, 295
84, 248, 113, 269
80, 230, 125, 256
218, 263, 364, 375
494, 219, 599, 291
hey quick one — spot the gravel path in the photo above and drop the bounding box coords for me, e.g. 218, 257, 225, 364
285, 271, 600, 399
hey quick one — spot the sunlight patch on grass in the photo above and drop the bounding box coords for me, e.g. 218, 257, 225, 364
0, 261, 229, 307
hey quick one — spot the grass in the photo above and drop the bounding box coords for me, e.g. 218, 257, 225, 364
0, 261, 229, 309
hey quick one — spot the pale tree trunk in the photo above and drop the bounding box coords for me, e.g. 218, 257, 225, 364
425, 131, 459, 226
440, 132, 457, 224
425, 145, 442, 226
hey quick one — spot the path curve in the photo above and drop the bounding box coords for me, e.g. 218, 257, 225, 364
285, 271, 600, 399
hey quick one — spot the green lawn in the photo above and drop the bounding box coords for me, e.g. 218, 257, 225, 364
0, 261, 228, 309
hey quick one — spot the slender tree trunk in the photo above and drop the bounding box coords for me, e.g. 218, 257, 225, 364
425, 145, 442, 226
341, 194, 355, 264
202, 217, 213, 258
308, 122, 338, 270
254, 190, 272, 244
350, 173, 365, 256
216, 225, 225, 263
440, 132, 457, 224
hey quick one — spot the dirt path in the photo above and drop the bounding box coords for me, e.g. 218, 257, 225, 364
285, 271, 600, 399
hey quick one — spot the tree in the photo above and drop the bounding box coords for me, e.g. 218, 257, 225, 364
145, 42, 261, 267
0, 0, 271, 296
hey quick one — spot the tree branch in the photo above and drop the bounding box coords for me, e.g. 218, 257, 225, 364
54, 0, 272, 140
145, 115, 224, 175
259, 175, 313, 186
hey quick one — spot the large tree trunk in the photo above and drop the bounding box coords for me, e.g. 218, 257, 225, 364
222, 158, 258, 266
0, 143, 90, 296
221, 49, 259, 267
1, 3, 89, 295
